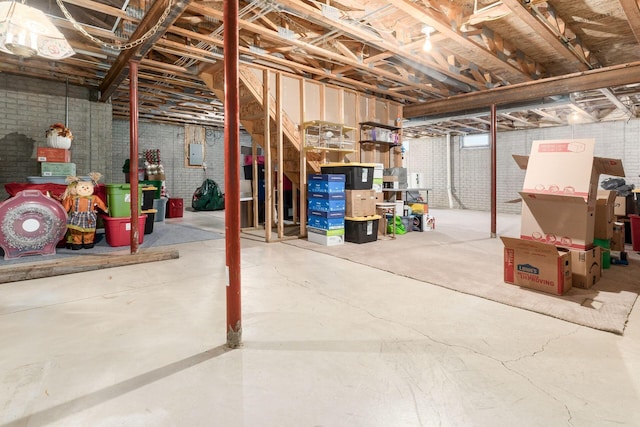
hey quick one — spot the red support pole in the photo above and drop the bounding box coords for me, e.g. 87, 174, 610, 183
129, 60, 140, 253
490, 103, 497, 238
224, 0, 242, 348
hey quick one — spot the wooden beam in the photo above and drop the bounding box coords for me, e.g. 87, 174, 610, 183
404, 61, 640, 118
619, 0, 640, 44
99, 0, 192, 102
387, 0, 532, 83
256, 0, 485, 91
0, 249, 179, 284
501, 0, 589, 73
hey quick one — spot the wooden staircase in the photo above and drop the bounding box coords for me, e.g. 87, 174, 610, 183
199, 64, 322, 190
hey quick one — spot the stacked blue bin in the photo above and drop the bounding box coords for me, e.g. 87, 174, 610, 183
307, 174, 346, 246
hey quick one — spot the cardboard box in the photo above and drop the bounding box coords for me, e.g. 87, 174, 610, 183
307, 226, 345, 246
595, 191, 617, 240
517, 139, 625, 250
147, 173, 166, 181
383, 176, 399, 189
501, 237, 572, 295
36, 147, 71, 163
520, 192, 595, 250
521, 140, 624, 200
614, 195, 634, 217
345, 189, 376, 217
611, 222, 626, 251
307, 174, 346, 193
372, 178, 383, 192
40, 162, 76, 177
373, 163, 384, 179
570, 247, 602, 289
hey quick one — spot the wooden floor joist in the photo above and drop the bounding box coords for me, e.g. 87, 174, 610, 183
0, 248, 180, 284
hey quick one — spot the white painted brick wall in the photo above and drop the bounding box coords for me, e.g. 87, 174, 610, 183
405, 119, 640, 214
0, 74, 111, 200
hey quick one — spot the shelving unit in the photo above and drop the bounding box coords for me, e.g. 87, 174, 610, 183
358, 121, 402, 167
303, 120, 356, 155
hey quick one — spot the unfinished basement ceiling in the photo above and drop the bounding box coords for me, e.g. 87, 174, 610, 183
3, 0, 640, 136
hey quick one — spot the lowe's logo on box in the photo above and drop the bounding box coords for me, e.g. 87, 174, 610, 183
517, 264, 539, 275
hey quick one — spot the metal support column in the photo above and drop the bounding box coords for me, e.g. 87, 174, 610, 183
224, 0, 242, 348
129, 60, 140, 253
490, 104, 497, 238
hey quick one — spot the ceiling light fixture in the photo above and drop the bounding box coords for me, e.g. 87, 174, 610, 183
0, 0, 74, 59
422, 25, 434, 52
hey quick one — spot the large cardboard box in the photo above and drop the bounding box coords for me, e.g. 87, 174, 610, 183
595, 191, 617, 240
522, 140, 623, 199
517, 140, 625, 250
570, 247, 602, 289
520, 193, 595, 250
501, 237, 572, 295
345, 189, 376, 217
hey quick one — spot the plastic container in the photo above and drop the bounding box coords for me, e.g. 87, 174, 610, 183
141, 187, 156, 210
140, 180, 162, 198
629, 214, 640, 251
141, 209, 157, 234
320, 163, 374, 190
344, 215, 381, 244
153, 197, 167, 222
105, 184, 143, 218
400, 215, 414, 232
167, 198, 184, 218
102, 215, 146, 246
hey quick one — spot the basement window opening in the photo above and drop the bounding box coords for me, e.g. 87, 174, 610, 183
461, 133, 490, 149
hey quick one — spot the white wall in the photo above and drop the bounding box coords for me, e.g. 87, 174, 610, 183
405, 120, 640, 214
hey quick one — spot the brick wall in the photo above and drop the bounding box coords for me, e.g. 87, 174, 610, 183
405, 120, 640, 214
0, 74, 111, 200
111, 120, 253, 202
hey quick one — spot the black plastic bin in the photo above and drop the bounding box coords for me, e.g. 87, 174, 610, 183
321, 163, 374, 190
141, 209, 157, 234
344, 215, 380, 243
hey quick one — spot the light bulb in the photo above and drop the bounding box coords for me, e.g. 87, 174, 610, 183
421, 25, 434, 52
423, 35, 432, 52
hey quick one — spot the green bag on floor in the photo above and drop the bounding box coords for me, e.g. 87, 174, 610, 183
388, 215, 407, 235
192, 179, 225, 211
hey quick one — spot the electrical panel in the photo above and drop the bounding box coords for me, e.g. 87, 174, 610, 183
189, 143, 204, 166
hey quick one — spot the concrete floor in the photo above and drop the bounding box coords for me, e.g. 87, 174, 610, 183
1, 208, 639, 427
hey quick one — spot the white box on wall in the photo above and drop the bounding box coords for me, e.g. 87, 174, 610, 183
409, 173, 425, 188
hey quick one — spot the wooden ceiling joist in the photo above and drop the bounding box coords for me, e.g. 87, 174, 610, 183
99, 0, 192, 102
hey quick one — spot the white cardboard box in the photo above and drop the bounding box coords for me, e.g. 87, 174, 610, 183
516, 140, 625, 249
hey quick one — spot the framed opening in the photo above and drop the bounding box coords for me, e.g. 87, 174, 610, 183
461, 133, 490, 149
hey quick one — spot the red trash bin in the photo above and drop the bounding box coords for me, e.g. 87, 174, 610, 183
629, 214, 640, 251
